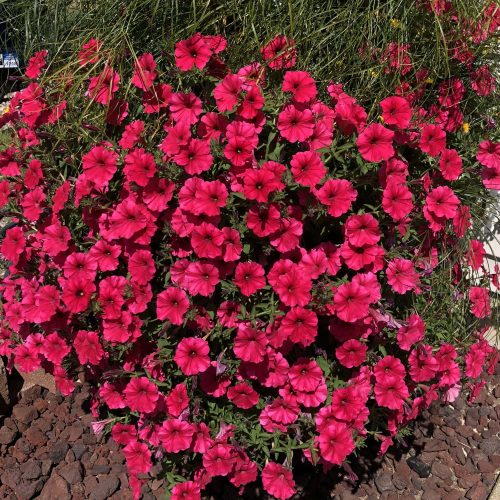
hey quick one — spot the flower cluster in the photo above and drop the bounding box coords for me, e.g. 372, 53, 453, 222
0, 12, 499, 500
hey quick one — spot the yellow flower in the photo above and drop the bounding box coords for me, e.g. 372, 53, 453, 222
424, 77, 434, 84
379, 115, 385, 123
370, 69, 378, 78
1, 105, 9, 115
390, 19, 401, 29
462, 122, 470, 134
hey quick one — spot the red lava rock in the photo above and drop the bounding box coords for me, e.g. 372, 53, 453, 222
14, 436, 33, 455
0, 425, 18, 444
482, 428, 496, 439
80, 413, 94, 426
88, 464, 111, 475
439, 452, 456, 467
456, 426, 474, 438
65, 448, 76, 463
26, 425, 48, 447
109, 491, 133, 500
430, 414, 444, 425
447, 490, 466, 500
88, 475, 120, 500
478, 436, 500, 455
478, 416, 488, 429
445, 416, 463, 428
54, 402, 70, 419
152, 486, 169, 500
425, 439, 447, 452
80, 450, 93, 466
464, 458, 479, 474
21, 385, 43, 403
71, 482, 86, 497
34, 446, 51, 460
477, 459, 496, 474
442, 426, 456, 438
109, 452, 124, 466
34, 397, 48, 412
71, 443, 88, 460
0, 465, 22, 490
118, 471, 130, 488
0, 375, 498, 500
432, 427, 447, 440
453, 396, 466, 410
374, 473, 395, 493
449, 445, 467, 465
13, 478, 45, 499
83, 475, 99, 495
420, 451, 440, 463
83, 433, 97, 445
110, 463, 125, 474
12, 405, 38, 425
468, 434, 481, 447
431, 461, 453, 484
150, 478, 164, 492
58, 461, 83, 484
108, 439, 120, 452
41, 459, 53, 475
48, 441, 69, 465
458, 473, 481, 489
468, 448, 489, 467
491, 454, 500, 468
483, 394, 495, 405
39, 472, 70, 500
421, 479, 444, 500
15, 421, 28, 434
54, 420, 66, 434
488, 419, 500, 432
482, 473, 497, 489
465, 482, 488, 500
12, 447, 27, 462
392, 460, 412, 490
68, 421, 84, 442
465, 408, 480, 427
36, 417, 52, 433
20, 459, 42, 480
3, 417, 18, 430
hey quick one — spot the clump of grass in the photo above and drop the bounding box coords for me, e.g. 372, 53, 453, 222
2, 0, 496, 103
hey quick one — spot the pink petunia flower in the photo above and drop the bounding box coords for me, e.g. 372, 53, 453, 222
282, 71, 317, 102
277, 104, 315, 142
318, 421, 355, 465
379, 95, 411, 128
124, 377, 159, 414
356, 123, 394, 162
262, 462, 296, 500
174, 337, 211, 375
122, 440, 152, 474
336, 339, 367, 368
159, 419, 194, 453
419, 124, 446, 157
233, 261, 266, 297
157, 287, 190, 325
386, 258, 421, 294
290, 150, 326, 187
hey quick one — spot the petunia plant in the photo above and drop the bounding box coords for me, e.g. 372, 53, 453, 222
0, 10, 499, 500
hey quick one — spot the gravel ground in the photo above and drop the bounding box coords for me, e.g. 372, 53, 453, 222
0, 366, 498, 500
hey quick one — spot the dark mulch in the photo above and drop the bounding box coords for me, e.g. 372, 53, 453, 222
0, 366, 498, 500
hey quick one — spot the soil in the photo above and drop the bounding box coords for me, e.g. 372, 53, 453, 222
0, 366, 498, 500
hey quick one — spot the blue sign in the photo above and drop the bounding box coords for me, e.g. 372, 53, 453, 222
0, 52, 19, 69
